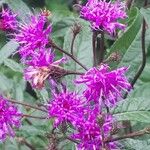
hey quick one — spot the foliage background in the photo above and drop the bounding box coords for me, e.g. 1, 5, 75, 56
0, 0, 150, 149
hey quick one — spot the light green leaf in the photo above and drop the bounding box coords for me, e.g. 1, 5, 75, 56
0, 40, 19, 64
121, 139, 150, 150
63, 19, 92, 91
4, 58, 23, 72
141, 7, 150, 25
113, 97, 150, 123
5, 0, 32, 21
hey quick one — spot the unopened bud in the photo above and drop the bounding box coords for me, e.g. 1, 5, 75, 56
104, 51, 121, 63
71, 22, 82, 35
145, 127, 150, 134
41, 8, 52, 17
73, 4, 82, 13
97, 114, 105, 127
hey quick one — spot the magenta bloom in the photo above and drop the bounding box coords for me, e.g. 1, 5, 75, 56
24, 48, 67, 89
72, 107, 118, 150
76, 64, 131, 107
80, 0, 127, 34
14, 13, 52, 59
48, 90, 85, 127
0, 96, 22, 141
0, 7, 17, 31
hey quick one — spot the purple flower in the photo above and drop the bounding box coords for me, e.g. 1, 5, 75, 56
0, 96, 22, 142
24, 48, 67, 89
80, 0, 127, 34
72, 107, 118, 150
48, 90, 85, 127
76, 64, 131, 107
0, 7, 17, 31
14, 13, 52, 59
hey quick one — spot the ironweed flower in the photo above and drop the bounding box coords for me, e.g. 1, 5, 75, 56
72, 107, 118, 150
76, 64, 131, 107
48, 90, 85, 127
0, 7, 17, 31
80, 0, 127, 34
14, 12, 52, 59
24, 48, 67, 89
0, 96, 22, 142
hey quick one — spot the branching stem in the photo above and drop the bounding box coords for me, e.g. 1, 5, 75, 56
7, 99, 47, 112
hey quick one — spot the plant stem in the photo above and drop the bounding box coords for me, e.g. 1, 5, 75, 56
51, 42, 88, 71
65, 70, 84, 76
92, 31, 97, 66
71, 34, 77, 55
105, 127, 150, 143
7, 99, 47, 112
126, 0, 134, 9
22, 114, 47, 119
99, 31, 105, 64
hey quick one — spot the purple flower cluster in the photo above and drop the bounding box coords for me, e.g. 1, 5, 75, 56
48, 91, 85, 127
0, 96, 22, 141
24, 49, 67, 89
0, 3, 131, 149
13, 11, 68, 89
0, 7, 17, 31
14, 13, 52, 59
80, 0, 127, 34
48, 63, 130, 149
76, 64, 131, 107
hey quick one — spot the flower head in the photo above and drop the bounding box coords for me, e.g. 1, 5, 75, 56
0, 7, 17, 31
48, 90, 85, 127
24, 48, 67, 89
72, 107, 118, 150
14, 13, 52, 59
80, 0, 127, 34
0, 96, 22, 142
76, 64, 131, 107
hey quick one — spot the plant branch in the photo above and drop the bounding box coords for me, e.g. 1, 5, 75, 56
16, 137, 36, 150
105, 127, 150, 143
99, 31, 105, 64
126, 0, 134, 9
92, 31, 97, 66
7, 99, 47, 112
51, 41, 88, 71
65, 70, 84, 76
71, 34, 77, 55
22, 114, 47, 119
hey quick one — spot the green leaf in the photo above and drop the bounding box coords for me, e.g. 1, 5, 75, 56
0, 40, 19, 64
0, 73, 13, 92
52, 17, 75, 38
63, 19, 92, 90
108, 7, 142, 58
121, 139, 150, 150
5, 0, 32, 21
113, 97, 150, 123
141, 7, 150, 25
4, 58, 23, 72
131, 83, 150, 98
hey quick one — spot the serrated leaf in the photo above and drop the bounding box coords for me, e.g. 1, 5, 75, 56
121, 138, 150, 150
4, 58, 23, 72
0, 40, 19, 64
113, 97, 150, 123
